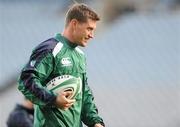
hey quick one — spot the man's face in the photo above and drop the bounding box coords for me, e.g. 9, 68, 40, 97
73, 19, 97, 47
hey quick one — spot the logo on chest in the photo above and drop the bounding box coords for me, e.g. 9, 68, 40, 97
61, 57, 72, 67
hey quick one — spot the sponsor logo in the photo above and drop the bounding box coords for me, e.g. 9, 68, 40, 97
61, 57, 72, 67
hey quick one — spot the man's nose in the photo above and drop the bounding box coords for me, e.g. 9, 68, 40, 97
88, 32, 94, 39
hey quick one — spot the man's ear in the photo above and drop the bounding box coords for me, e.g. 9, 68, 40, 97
70, 19, 78, 29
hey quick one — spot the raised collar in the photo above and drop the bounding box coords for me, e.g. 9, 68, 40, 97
54, 33, 77, 48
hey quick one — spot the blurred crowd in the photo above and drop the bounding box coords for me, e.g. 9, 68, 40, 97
102, 0, 180, 22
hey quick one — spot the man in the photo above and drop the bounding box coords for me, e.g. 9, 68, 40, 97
18, 3, 105, 127
6, 99, 34, 127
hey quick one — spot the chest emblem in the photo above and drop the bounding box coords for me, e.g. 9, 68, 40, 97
61, 57, 72, 67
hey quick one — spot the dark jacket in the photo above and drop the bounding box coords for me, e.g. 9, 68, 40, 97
6, 104, 34, 127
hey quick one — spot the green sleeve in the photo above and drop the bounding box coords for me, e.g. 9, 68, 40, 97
81, 74, 105, 127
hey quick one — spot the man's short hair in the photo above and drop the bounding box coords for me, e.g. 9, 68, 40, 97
65, 3, 100, 27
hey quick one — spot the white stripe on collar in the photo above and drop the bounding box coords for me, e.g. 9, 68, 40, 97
52, 42, 63, 57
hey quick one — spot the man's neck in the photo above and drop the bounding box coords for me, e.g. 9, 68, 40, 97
62, 28, 75, 43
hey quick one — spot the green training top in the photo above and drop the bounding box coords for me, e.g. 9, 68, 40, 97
18, 33, 104, 127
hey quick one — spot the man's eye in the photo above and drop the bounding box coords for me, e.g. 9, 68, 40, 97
87, 28, 93, 31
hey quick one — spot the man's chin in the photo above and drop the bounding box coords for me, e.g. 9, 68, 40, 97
80, 42, 88, 47
80, 44, 86, 47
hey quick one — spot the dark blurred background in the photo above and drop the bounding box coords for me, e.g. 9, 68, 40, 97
0, 0, 180, 126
